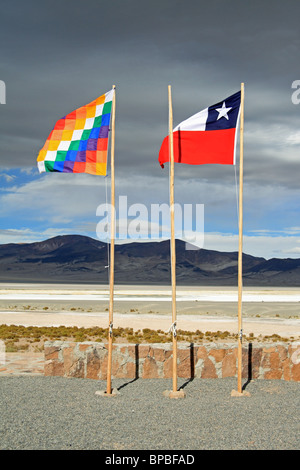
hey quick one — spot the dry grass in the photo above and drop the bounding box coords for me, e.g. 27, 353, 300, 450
0, 324, 291, 353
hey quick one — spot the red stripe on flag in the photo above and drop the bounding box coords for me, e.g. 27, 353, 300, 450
159, 128, 237, 167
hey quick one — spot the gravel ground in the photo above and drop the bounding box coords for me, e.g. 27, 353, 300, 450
0, 376, 299, 451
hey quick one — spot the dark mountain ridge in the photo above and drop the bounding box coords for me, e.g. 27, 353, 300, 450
0, 234, 299, 286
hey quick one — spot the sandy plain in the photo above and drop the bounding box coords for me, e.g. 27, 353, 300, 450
0, 283, 299, 339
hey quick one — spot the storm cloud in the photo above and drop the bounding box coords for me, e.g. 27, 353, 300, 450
0, 0, 299, 258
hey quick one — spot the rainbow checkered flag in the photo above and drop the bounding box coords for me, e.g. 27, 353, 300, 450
37, 89, 114, 176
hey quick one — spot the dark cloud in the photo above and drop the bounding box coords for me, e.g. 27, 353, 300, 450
0, 0, 299, 254
1, 1, 299, 170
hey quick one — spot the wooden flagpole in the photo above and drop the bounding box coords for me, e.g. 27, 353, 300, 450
106, 85, 116, 396
168, 85, 178, 394
163, 86, 185, 399
236, 82, 245, 395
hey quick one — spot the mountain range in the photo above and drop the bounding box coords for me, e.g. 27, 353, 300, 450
0, 234, 300, 286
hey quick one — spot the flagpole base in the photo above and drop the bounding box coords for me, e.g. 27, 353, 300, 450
231, 389, 251, 397
95, 388, 120, 397
163, 389, 186, 399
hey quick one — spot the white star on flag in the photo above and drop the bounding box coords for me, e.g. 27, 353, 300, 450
216, 101, 232, 120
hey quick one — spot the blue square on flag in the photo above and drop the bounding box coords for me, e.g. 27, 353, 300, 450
205, 91, 241, 131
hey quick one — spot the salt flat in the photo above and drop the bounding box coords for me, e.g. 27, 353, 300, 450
0, 283, 299, 339
1, 283, 300, 302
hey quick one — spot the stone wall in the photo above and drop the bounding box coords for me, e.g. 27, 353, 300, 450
44, 340, 300, 382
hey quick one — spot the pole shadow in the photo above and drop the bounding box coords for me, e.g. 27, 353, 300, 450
117, 344, 139, 391
242, 342, 252, 391
177, 128, 182, 163
180, 342, 195, 390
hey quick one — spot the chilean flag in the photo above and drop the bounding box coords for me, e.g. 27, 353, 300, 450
159, 91, 241, 168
